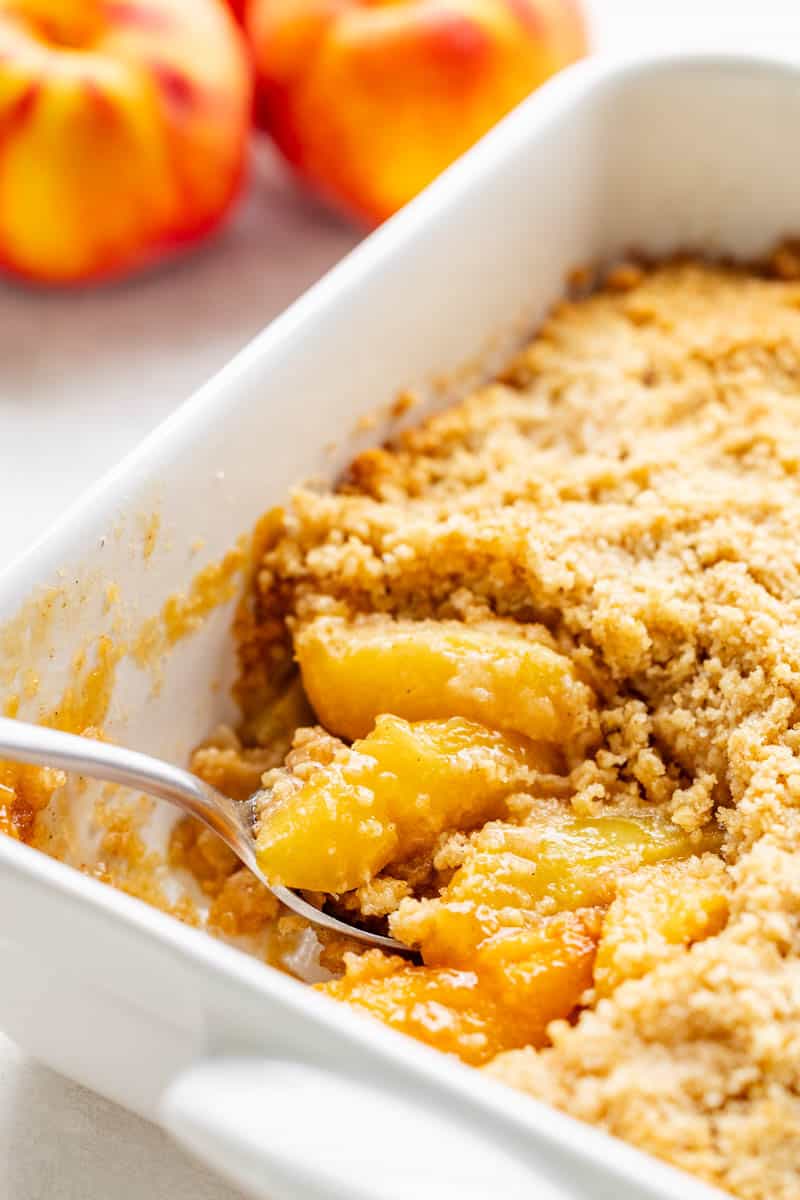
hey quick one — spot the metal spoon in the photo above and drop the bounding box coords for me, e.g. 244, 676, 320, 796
0, 716, 405, 953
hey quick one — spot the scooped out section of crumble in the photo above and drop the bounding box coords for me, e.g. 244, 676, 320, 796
252, 683, 722, 1058
254, 714, 559, 893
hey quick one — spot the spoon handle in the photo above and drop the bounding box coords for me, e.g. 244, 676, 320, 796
0, 716, 408, 952
0, 714, 258, 875
0, 715, 218, 814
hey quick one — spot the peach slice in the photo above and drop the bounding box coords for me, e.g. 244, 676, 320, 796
441, 808, 722, 913
295, 615, 598, 750
593, 856, 730, 997
318, 909, 598, 1065
255, 714, 558, 893
389, 805, 722, 961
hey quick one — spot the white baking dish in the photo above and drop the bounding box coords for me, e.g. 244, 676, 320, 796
1, 50, 796, 1200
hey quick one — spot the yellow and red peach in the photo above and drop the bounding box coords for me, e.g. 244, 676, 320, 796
245, 0, 587, 225
225, 0, 247, 22
0, 0, 252, 284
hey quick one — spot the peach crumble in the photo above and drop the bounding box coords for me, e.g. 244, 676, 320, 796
211, 257, 800, 1200
7, 256, 800, 1198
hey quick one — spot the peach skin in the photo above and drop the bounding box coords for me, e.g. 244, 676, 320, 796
0, 0, 252, 284
245, 0, 587, 225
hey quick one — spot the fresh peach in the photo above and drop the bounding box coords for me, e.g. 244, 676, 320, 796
246, 0, 587, 224
224, 0, 246, 23
0, 0, 252, 283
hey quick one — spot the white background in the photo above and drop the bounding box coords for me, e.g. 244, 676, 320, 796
2, 2, 800, 1196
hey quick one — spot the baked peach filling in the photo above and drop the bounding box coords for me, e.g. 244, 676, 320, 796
592, 856, 730, 998
254, 618, 725, 1064
321, 911, 600, 1066
429, 806, 721, 915
294, 616, 599, 750
255, 715, 558, 893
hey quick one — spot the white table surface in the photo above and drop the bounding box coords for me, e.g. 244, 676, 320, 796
2, 3, 799, 1197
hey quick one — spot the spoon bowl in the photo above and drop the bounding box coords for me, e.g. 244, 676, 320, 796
0, 716, 407, 953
